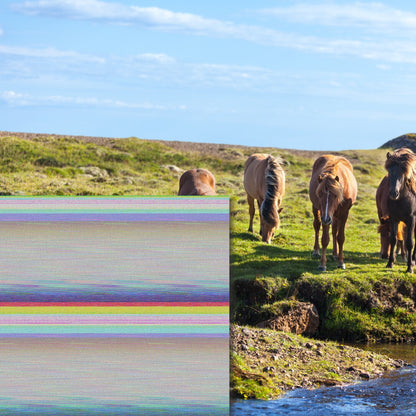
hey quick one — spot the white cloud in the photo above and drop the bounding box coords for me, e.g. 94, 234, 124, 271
0, 90, 172, 110
0, 44, 105, 63
134, 53, 176, 64
10, 1, 416, 65
259, 3, 416, 33
12, 0, 236, 36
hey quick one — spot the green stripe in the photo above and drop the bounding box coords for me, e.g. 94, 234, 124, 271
0, 209, 227, 213
0, 324, 229, 334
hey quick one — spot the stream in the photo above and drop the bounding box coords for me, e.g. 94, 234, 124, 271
231, 344, 416, 416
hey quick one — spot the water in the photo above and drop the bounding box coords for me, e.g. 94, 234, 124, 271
231, 344, 416, 416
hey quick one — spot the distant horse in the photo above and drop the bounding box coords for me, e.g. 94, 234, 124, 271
178, 169, 216, 195
244, 153, 285, 244
309, 155, 357, 271
384, 148, 416, 273
376, 175, 406, 259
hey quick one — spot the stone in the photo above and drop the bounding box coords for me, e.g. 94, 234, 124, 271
256, 302, 320, 336
79, 166, 109, 179
162, 165, 183, 173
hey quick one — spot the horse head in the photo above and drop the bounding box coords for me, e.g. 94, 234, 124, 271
316, 173, 343, 226
260, 200, 282, 244
385, 150, 416, 200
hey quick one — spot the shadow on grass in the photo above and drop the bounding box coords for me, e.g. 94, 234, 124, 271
231, 231, 260, 242
231, 239, 393, 281
231, 243, 320, 281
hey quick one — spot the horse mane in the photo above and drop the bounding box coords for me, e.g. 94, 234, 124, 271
261, 155, 284, 225
315, 157, 345, 204
385, 148, 416, 195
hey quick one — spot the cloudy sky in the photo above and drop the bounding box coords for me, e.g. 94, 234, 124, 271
1, 1, 416, 150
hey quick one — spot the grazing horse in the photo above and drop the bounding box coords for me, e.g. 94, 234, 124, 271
309, 155, 357, 271
376, 175, 406, 259
243, 153, 285, 244
178, 169, 216, 195
385, 148, 416, 273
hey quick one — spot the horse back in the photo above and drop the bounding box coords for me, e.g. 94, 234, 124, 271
244, 154, 285, 201
244, 154, 269, 200
178, 169, 216, 195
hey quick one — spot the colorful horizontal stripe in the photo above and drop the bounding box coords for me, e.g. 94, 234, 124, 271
0, 196, 229, 221
0, 314, 228, 325
0, 285, 229, 303
0, 325, 228, 336
0, 303, 228, 314
0, 302, 229, 336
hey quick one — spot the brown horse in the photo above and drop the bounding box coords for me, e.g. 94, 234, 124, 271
376, 175, 406, 259
309, 155, 357, 271
178, 169, 216, 195
244, 153, 285, 244
385, 148, 416, 273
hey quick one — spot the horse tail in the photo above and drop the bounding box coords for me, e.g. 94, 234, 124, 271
261, 156, 283, 225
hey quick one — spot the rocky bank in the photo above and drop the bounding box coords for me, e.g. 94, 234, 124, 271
231, 324, 408, 400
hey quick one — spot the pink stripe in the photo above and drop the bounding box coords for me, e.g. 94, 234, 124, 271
0, 302, 229, 307
0, 315, 228, 325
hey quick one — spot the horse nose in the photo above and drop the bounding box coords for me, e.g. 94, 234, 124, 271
389, 190, 400, 200
322, 216, 332, 226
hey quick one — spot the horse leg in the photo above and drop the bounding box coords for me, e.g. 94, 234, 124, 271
395, 222, 406, 259
336, 216, 347, 269
247, 195, 255, 233
319, 224, 330, 271
332, 217, 339, 260
386, 220, 398, 269
257, 199, 263, 236
312, 207, 321, 258
406, 218, 416, 273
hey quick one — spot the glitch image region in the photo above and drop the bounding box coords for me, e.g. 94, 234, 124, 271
0, 197, 229, 415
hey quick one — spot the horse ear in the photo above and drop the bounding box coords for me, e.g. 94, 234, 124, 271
278, 207, 283, 213
318, 175, 323, 183
335, 175, 339, 182
387, 152, 391, 159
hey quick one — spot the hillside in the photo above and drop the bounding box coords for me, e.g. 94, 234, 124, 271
380, 133, 416, 151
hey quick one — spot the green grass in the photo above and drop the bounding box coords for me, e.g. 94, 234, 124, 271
1, 133, 415, 342
230, 147, 416, 342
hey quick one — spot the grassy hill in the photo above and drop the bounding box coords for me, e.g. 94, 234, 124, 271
0, 132, 415, 344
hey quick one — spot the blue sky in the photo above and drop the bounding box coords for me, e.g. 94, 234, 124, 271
1, 1, 416, 150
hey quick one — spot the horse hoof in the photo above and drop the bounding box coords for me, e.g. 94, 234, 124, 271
386, 263, 393, 269
337, 263, 346, 270
318, 265, 327, 272
406, 267, 413, 273
312, 252, 320, 259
